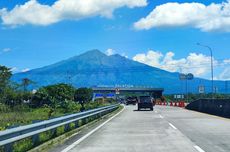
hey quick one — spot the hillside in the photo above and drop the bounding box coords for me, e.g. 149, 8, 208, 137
11, 50, 226, 94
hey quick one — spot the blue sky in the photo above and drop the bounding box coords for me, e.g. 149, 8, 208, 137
0, 0, 229, 80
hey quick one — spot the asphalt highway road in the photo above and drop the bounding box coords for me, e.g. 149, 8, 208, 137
52, 105, 230, 152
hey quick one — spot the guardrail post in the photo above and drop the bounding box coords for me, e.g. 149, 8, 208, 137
51, 128, 57, 138
32, 134, 40, 146
92, 115, 96, 121
64, 124, 70, 132
82, 118, 86, 125
4, 143, 13, 152
75, 121, 79, 128
96, 113, 99, 119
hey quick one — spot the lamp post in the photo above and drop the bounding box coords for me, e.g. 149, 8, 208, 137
197, 43, 214, 99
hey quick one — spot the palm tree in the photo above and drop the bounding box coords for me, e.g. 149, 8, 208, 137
22, 78, 32, 92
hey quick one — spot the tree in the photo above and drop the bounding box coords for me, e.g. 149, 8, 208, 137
74, 88, 93, 103
74, 88, 93, 111
32, 88, 50, 108
21, 78, 33, 92
32, 83, 75, 108
0, 65, 12, 91
0, 65, 12, 103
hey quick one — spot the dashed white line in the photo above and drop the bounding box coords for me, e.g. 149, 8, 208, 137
159, 114, 164, 119
194, 145, 205, 152
168, 123, 177, 130
155, 111, 158, 113
61, 106, 125, 152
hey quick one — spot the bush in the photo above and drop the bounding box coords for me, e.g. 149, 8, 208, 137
13, 137, 33, 152
56, 126, 65, 136
74, 88, 93, 104
39, 130, 52, 143
32, 83, 75, 108
54, 100, 81, 114
0, 103, 10, 112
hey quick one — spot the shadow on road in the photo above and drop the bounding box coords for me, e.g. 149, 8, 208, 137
133, 109, 154, 112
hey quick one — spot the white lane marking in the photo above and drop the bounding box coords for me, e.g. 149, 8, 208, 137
155, 111, 158, 113
61, 106, 125, 152
194, 145, 205, 152
168, 123, 177, 130
159, 114, 164, 119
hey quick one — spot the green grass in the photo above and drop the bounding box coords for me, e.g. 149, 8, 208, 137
0, 101, 114, 131
0, 107, 51, 131
0, 104, 82, 131
39, 131, 53, 143
56, 126, 65, 136
0, 146, 4, 152
0, 102, 118, 152
13, 137, 33, 152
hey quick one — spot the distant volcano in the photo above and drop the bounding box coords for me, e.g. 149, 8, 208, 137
12, 50, 226, 94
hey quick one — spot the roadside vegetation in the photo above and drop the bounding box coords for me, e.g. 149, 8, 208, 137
0, 65, 115, 131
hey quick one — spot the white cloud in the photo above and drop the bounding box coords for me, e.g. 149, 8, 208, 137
121, 53, 128, 58
134, 1, 230, 32
21, 68, 30, 72
133, 50, 163, 67
105, 48, 115, 56
218, 67, 230, 80
133, 50, 218, 76
223, 59, 230, 64
0, 48, 11, 55
0, 0, 147, 26
10, 67, 17, 72
2, 48, 11, 52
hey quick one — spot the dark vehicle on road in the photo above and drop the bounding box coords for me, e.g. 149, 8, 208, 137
137, 96, 154, 111
125, 97, 137, 105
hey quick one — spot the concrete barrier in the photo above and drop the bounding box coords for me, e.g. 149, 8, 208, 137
186, 99, 230, 118
156, 101, 186, 108
174, 102, 177, 107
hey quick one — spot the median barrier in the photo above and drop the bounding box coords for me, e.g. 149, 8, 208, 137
181, 101, 185, 107
174, 102, 177, 106
186, 99, 230, 118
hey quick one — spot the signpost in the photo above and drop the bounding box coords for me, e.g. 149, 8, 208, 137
214, 86, 218, 93
179, 73, 194, 102
179, 74, 187, 80
174, 94, 184, 101
115, 88, 120, 102
115, 88, 120, 95
198, 86, 205, 94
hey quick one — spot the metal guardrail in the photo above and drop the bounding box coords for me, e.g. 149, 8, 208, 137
0, 104, 119, 152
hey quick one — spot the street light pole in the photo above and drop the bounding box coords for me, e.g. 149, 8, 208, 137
197, 43, 214, 99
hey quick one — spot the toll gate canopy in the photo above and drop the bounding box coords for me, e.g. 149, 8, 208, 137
92, 87, 164, 99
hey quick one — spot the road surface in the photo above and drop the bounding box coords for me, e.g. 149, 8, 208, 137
52, 105, 230, 152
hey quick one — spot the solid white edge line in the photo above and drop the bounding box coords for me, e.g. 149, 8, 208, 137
194, 145, 205, 152
61, 106, 125, 152
168, 123, 177, 130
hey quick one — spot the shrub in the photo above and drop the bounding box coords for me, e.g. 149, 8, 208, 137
13, 137, 33, 152
32, 83, 75, 108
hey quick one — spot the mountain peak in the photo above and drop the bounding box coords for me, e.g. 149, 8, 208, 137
12, 49, 226, 94
79, 49, 105, 57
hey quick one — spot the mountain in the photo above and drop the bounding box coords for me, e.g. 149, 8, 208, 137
12, 50, 227, 94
